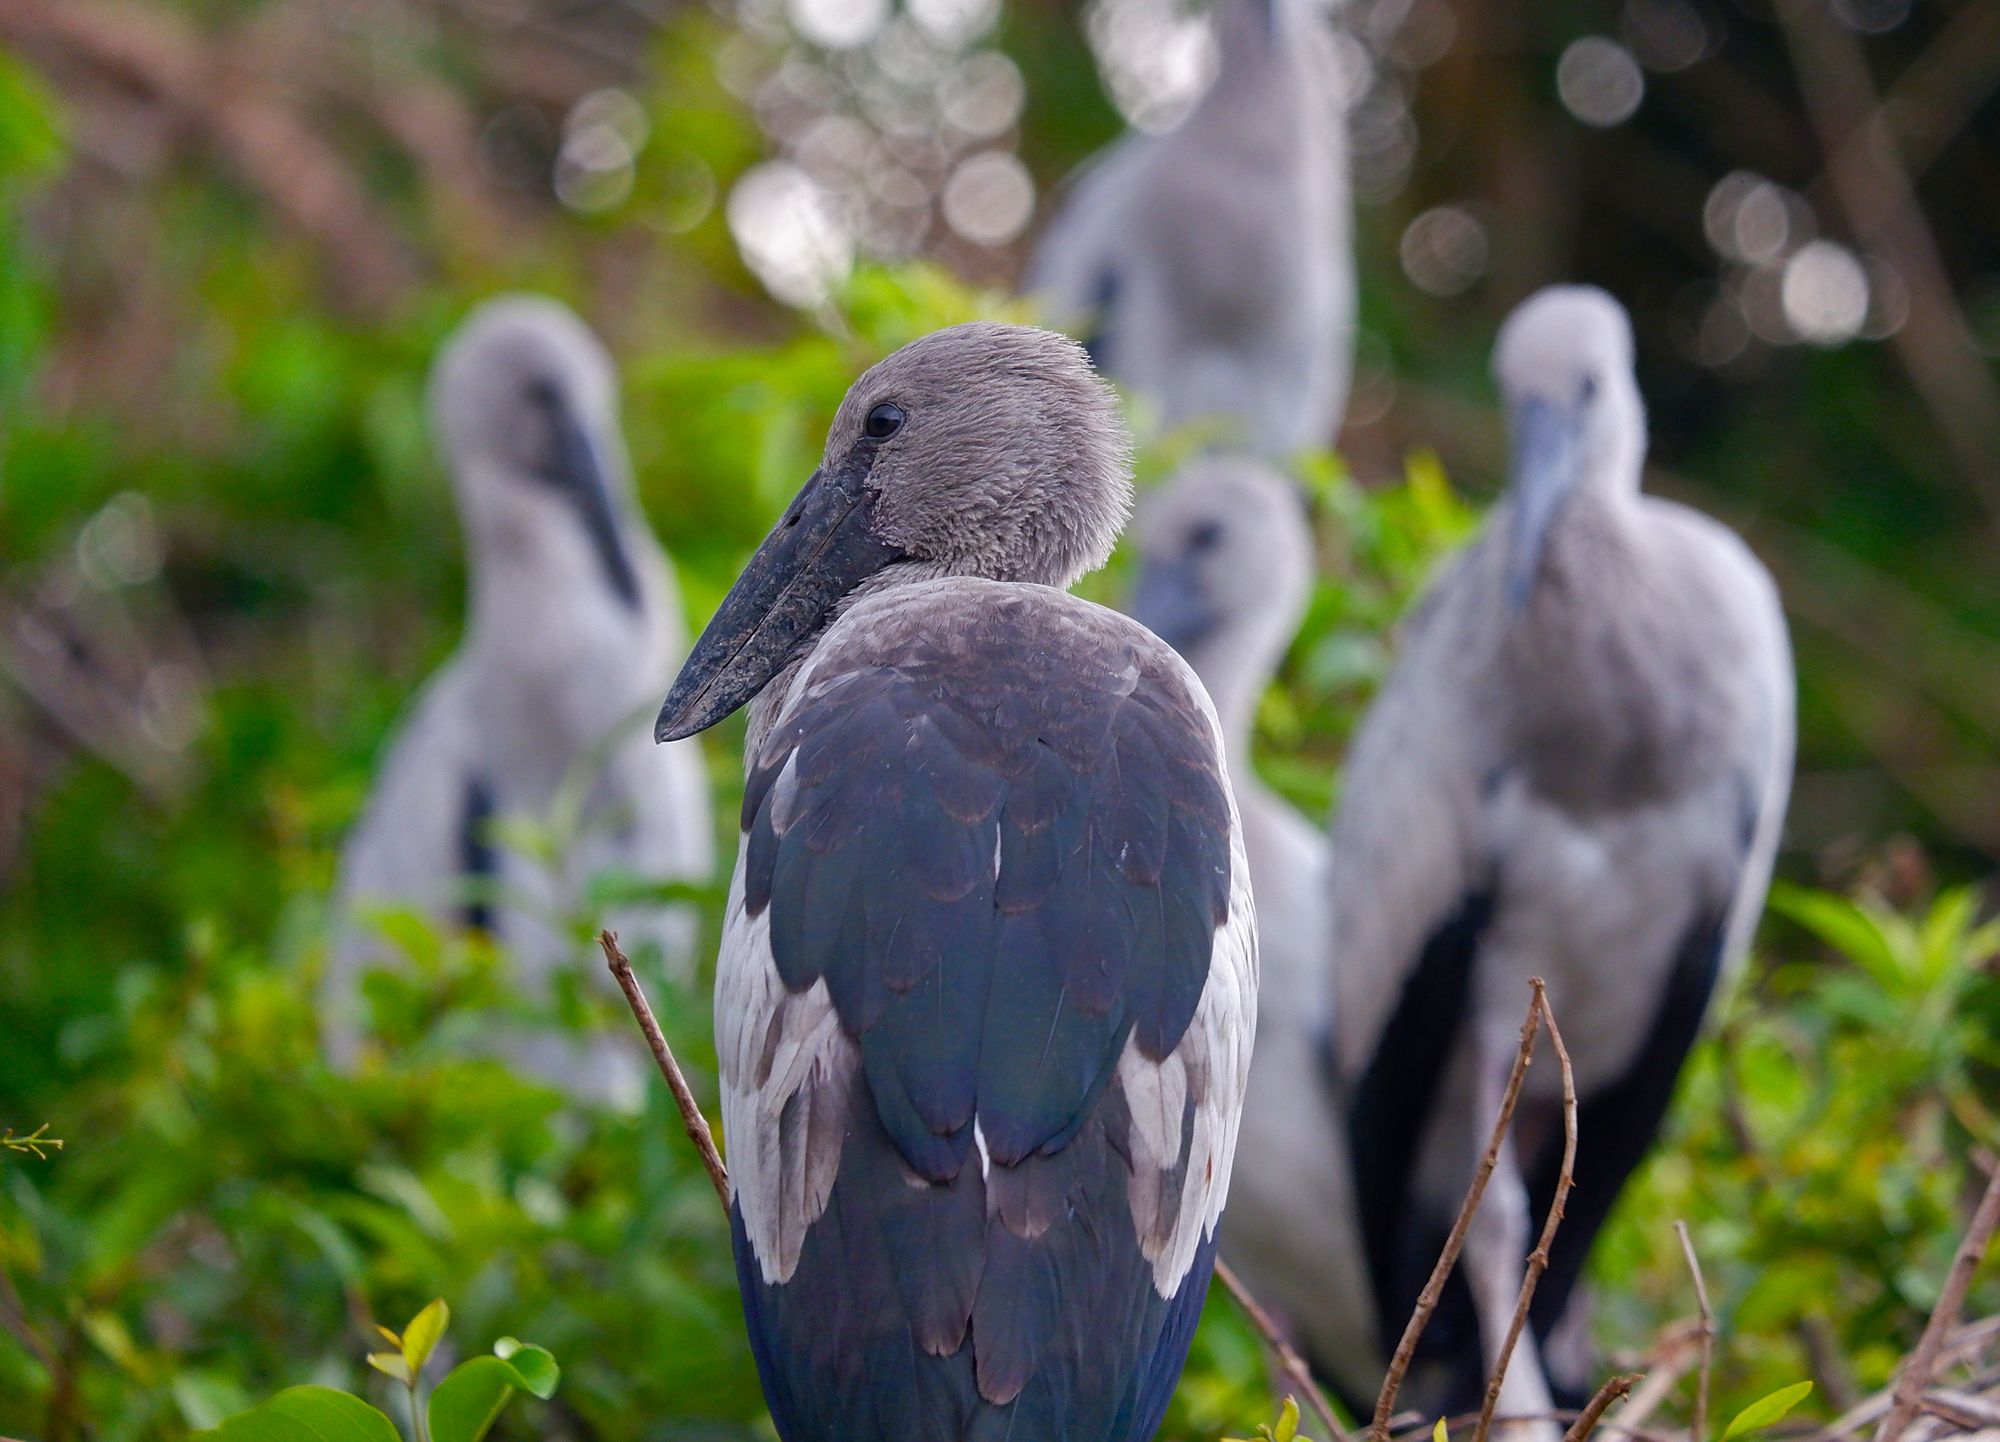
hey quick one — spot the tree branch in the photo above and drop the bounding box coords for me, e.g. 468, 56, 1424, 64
1675, 1221, 1715, 1442
599, 929, 730, 1211
1473, 979, 1578, 1442
1371, 985, 1546, 1442
1874, 1162, 2000, 1442
1215, 1258, 1353, 1442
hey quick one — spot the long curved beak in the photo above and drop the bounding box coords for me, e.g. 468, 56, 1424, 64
541, 403, 641, 612
655, 459, 903, 743
1129, 555, 1218, 658
1503, 398, 1581, 612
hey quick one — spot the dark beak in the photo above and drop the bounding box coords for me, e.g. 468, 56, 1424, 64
655, 458, 903, 743
1503, 397, 1581, 613
1130, 555, 1218, 657
540, 402, 641, 612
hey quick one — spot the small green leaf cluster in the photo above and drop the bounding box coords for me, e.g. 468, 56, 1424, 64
200, 1298, 558, 1442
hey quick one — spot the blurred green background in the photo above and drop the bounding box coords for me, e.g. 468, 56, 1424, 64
0, 0, 1996, 1438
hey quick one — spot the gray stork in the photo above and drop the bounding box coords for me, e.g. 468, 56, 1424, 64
653, 322, 1257, 1442
325, 295, 713, 1109
1330, 288, 1794, 1423
1027, 0, 1353, 455
1129, 457, 1380, 1407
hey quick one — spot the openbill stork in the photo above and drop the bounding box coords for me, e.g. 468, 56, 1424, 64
655, 322, 1258, 1442
326, 295, 712, 1108
1028, 0, 1353, 456
1329, 287, 1794, 1424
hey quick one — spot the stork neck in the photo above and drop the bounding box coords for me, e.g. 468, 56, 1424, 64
462, 502, 660, 661
1182, 636, 1271, 782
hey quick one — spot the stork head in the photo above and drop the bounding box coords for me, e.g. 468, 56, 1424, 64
1491, 285, 1647, 610
1129, 457, 1312, 723
431, 295, 641, 611
655, 322, 1130, 742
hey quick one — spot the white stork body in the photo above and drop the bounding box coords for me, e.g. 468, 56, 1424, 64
1028, 0, 1353, 455
657, 323, 1258, 1442
326, 296, 712, 1108
1331, 289, 1794, 1423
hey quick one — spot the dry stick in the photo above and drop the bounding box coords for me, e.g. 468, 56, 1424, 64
1473, 980, 1580, 1442
599, 929, 730, 1210
1213, 1258, 1353, 1442
1874, 1163, 2000, 1442
1370, 987, 1547, 1442
1619, 1321, 1705, 1435
1674, 1222, 1715, 1442
1563, 1375, 1641, 1442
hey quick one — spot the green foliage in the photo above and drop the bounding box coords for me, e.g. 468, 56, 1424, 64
1601, 884, 2000, 1411
200, 1388, 404, 1442
196, 1301, 559, 1442
1222, 1395, 1311, 1442
1, 21, 1996, 1440
1720, 1381, 1814, 1440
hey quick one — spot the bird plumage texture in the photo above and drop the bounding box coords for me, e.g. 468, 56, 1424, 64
666, 323, 1259, 1442
1028, 0, 1354, 455
1129, 458, 1380, 1406
1330, 288, 1794, 1419
325, 295, 712, 1108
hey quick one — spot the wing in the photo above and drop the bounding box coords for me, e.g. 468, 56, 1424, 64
323, 663, 479, 1062
1326, 548, 1502, 1340
716, 583, 1255, 1442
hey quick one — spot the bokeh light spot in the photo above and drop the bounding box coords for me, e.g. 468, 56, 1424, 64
1782, 241, 1870, 346
940, 150, 1035, 246
1556, 37, 1645, 128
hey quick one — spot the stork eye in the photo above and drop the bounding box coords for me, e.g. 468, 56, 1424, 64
1188, 521, 1224, 553
864, 402, 906, 440
1579, 376, 1599, 406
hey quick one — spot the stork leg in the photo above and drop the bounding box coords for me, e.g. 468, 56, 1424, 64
1463, 1017, 1561, 1442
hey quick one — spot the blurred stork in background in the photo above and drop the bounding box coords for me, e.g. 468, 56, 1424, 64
1129, 457, 1382, 1407
1329, 287, 1795, 1429
1027, 0, 1353, 456
324, 295, 713, 1109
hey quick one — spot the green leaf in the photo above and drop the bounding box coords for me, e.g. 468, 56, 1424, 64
401, 1297, 449, 1371
365, 1352, 411, 1384
428, 1352, 561, 1442
491, 1338, 559, 1398
1275, 1397, 1300, 1442
197, 1386, 403, 1442
1721, 1380, 1814, 1440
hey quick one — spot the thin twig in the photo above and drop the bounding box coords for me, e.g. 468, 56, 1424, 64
1676, 1222, 1716, 1442
599, 929, 730, 1211
1473, 979, 1579, 1442
1874, 1164, 2000, 1442
1562, 1375, 1640, 1442
1618, 1320, 1705, 1434
1371, 987, 1546, 1442
1214, 1258, 1352, 1442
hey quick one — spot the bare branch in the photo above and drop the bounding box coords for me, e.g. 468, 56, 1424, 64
1214, 1258, 1353, 1442
599, 929, 730, 1211
1874, 1163, 2000, 1442
1472, 980, 1578, 1442
1675, 1221, 1716, 1442
1563, 1374, 1640, 1442
1371, 986, 1545, 1442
